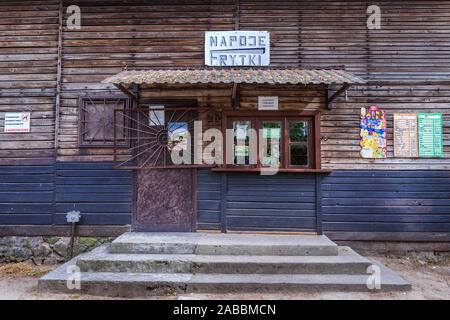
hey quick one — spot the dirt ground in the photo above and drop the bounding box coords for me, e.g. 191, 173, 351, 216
0, 253, 448, 300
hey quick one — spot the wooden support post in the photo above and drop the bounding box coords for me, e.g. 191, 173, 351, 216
315, 173, 323, 235
220, 173, 227, 233
232, 83, 240, 109
54, 0, 63, 149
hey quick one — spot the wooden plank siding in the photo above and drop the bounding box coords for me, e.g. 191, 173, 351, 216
0, 162, 132, 229
0, 0, 449, 239
0, 0, 59, 164
54, 161, 131, 224
57, 0, 236, 162
0, 165, 55, 225
197, 168, 317, 232
322, 170, 450, 234
197, 168, 450, 235
50, 0, 450, 170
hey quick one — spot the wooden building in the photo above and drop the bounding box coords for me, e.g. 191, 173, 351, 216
0, 0, 449, 243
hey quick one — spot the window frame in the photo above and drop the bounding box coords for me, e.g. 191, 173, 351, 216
221, 110, 322, 171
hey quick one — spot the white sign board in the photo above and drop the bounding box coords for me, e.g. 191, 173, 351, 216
258, 96, 278, 110
205, 31, 270, 66
4, 112, 30, 133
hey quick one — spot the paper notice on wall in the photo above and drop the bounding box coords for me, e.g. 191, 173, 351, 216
4, 112, 30, 133
418, 113, 443, 157
394, 114, 418, 157
360, 106, 387, 159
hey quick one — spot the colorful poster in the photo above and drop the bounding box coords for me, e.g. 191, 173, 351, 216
394, 114, 418, 157
418, 113, 443, 157
360, 106, 387, 159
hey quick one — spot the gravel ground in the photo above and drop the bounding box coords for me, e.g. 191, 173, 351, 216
0, 253, 448, 300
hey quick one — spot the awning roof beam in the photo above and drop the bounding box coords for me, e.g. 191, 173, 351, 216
115, 83, 138, 102
327, 83, 351, 110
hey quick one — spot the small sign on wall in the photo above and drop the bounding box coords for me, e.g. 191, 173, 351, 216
418, 113, 443, 157
4, 112, 30, 133
394, 114, 418, 157
258, 96, 278, 110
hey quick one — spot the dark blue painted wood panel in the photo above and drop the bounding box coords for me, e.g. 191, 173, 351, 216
0, 162, 133, 227
55, 162, 132, 225
322, 170, 450, 233
197, 169, 317, 232
0, 214, 53, 225
53, 213, 131, 225
0, 165, 55, 225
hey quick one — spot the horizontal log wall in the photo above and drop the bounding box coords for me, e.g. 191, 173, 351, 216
57, 0, 236, 162
53, 0, 450, 169
0, 0, 59, 165
325, 85, 450, 169
1, 0, 450, 238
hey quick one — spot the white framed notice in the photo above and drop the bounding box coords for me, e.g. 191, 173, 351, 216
258, 96, 278, 110
4, 112, 31, 133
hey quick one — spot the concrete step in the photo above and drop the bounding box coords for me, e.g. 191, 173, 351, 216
39, 259, 411, 298
77, 245, 370, 275
110, 232, 339, 256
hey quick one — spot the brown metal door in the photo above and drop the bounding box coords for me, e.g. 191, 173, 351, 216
133, 168, 195, 232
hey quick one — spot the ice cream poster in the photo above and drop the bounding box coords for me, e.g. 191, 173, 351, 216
360, 106, 387, 159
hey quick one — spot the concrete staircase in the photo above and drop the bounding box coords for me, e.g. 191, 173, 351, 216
38, 232, 411, 297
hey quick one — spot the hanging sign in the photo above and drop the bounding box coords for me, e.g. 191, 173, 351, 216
258, 96, 278, 110
394, 114, 418, 157
4, 112, 31, 133
360, 106, 387, 159
205, 31, 270, 66
418, 113, 443, 157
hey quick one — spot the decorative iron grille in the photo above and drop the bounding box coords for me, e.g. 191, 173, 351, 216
78, 96, 130, 147
113, 107, 219, 169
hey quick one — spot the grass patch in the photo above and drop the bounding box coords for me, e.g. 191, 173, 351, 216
0, 262, 53, 277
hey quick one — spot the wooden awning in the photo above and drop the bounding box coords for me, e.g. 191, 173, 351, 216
103, 68, 365, 86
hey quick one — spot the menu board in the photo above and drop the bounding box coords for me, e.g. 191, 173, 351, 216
360, 106, 387, 159
418, 113, 443, 157
394, 114, 418, 157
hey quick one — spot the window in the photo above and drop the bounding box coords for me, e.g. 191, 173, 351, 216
223, 111, 320, 170
78, 96, 130, 147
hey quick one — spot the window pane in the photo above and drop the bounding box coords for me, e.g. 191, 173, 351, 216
262, 121, 281, 166
233, 121, 251, 143
233, 121, 251, 165
168, 122, 188, 151
290, 145, 308, 166
290, 122, 308, 142
148, 106, 165, 126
